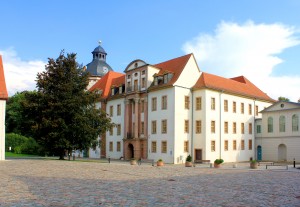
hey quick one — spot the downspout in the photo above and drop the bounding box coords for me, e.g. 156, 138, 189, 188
191, 89, 194, 160
219, 90, 224, 159
253, 99, 256, 160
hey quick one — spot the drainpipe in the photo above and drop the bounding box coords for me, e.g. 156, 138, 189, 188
191, 90, 194, 160
253, 99, 256, 160
219, 90, 224, 159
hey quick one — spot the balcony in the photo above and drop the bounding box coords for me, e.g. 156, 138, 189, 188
126, 85, 142, 93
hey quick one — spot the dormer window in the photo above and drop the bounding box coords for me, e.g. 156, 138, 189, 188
111, 88, 114, 96
95, 89, 103, 95
119, 86, 122, 94
134, 62, 138, 68
154, 77, 158, 86
163, 74, 168, 84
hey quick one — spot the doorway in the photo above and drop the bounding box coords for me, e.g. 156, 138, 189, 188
128, 144, 134, 159
278, 144, 287, 161
195, 149, 202, 161
257, 145, 262, 161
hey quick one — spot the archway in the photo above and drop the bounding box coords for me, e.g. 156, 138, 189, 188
278, 144, 287, 161
257, 145, 262, 161
128, 144, 134, 159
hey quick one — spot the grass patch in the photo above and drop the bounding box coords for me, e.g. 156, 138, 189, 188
5, 152, 40, 158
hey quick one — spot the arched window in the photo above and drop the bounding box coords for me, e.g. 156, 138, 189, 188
292, 114, 299, 132
268, 117, 273, 133
279, 115, 285, 132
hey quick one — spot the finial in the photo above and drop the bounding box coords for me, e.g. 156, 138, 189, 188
98, 40, 102, 45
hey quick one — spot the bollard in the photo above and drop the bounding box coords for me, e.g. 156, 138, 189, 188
108, 157, 111, 163
294, 158, 296, 168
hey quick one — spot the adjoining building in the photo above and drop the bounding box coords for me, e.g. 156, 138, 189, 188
87, 44, 274, 163
0, 56, 8, 160
255, 101, 300, 162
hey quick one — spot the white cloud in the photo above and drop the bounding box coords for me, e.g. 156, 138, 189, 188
0, 48, 46, 96
183, 21, 300, 101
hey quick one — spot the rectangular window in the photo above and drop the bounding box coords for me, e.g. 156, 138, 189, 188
211, 140, 216, 152
117, 104, 121, 116
224, 100, 228, 112
141, 78, 146, 88
224, 140, 228, 151
196, 97, 202, 110
241, 140, 245, 150
249, 123, 252, 134
162, 119, 167, 134
109, 105, 113, 117
184, 141, 189, 153
151, 141, 157, 153
117, 141, 121, 152
241, 123, 245, 134
151, 121, 157, 134
241, 103, 244, 114
109, 127, 113, 136
249, 104, 252, 115
161, 141, 167, 153
255, 105, 259, 116
211, 121, 215, 133
184, 120, 189, 133
109, 142, 113, 152
233, 140, 237, 150
162, 95, 167, 110
185, 96, 190, 109
141, 122, 144, 135
141, 100, 144, 113
233, 122, 237, 134
152, 97, 157, 111
211, 98, 215, 110
233, 101, 236, 113
257, 125, 261, 133
224, 121, 228, 134
196, 120, 201, 134
117, 124, 121, 135
248, 139, 253, 150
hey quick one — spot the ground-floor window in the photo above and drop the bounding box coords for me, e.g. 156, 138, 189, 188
211, 140, 215, 152
224, 140, 228, 151
109, 142, 113, 152
117, 141, 121, 152
233, 140, 237, 150
161, 141, 167, 153
248, 139, 252, 150
184, 141, 189, 152
241, 140, 245, 150
151, 141, 157, 153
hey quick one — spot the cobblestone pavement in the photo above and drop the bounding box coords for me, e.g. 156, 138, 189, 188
0, 159, 300, 207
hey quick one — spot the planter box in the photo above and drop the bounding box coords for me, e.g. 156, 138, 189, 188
185, 161, 193, 167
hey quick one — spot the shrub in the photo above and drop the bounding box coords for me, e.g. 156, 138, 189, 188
186, 155, 192, 162
5, 133, 41, 155
214, 159, 224, 164
158, 159, 163, 162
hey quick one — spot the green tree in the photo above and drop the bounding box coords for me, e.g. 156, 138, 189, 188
22, 52, 113, 159
278, 96, 290, 102
6, 91, 38, 137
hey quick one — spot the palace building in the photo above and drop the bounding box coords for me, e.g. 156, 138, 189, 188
87, 44, 274, 163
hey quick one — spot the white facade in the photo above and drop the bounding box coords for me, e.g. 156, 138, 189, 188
0, 101, 6, 160
255, 101, 300, 161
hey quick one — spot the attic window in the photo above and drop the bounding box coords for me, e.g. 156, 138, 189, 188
127, 75, 131, 79
163, 74, 168, 84
154, 77, 158, 86
119, 86, 122, 94
134, 73, 138, 77
142, 70, 145, 75
95, 89, 103, 95
134, 63, 138, 68
111, 88, 115, 96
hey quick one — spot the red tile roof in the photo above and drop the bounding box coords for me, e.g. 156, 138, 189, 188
194, 72, 274, 102
0, 56, 8, 100
89, 71, 125, 99
151, 53, 193, 87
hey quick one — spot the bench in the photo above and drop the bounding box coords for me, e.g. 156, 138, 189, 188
193, 160, 211, 167
258, 161, 274, 166
266, 164, 288, 170
138, 159, 154, 166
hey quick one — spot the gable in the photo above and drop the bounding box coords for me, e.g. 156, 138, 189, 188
261, 101, 300, 113
0, 56, 8, 100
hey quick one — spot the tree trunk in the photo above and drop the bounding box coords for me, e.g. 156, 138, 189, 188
59, 149, 65, 160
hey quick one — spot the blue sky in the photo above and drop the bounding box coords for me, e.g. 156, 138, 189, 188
1, 1, 300, 101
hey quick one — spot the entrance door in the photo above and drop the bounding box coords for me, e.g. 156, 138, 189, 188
128, 144, 134, 159
195, 149, 202, 161
257, 146, 262, 161
278, 144, 287, 161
